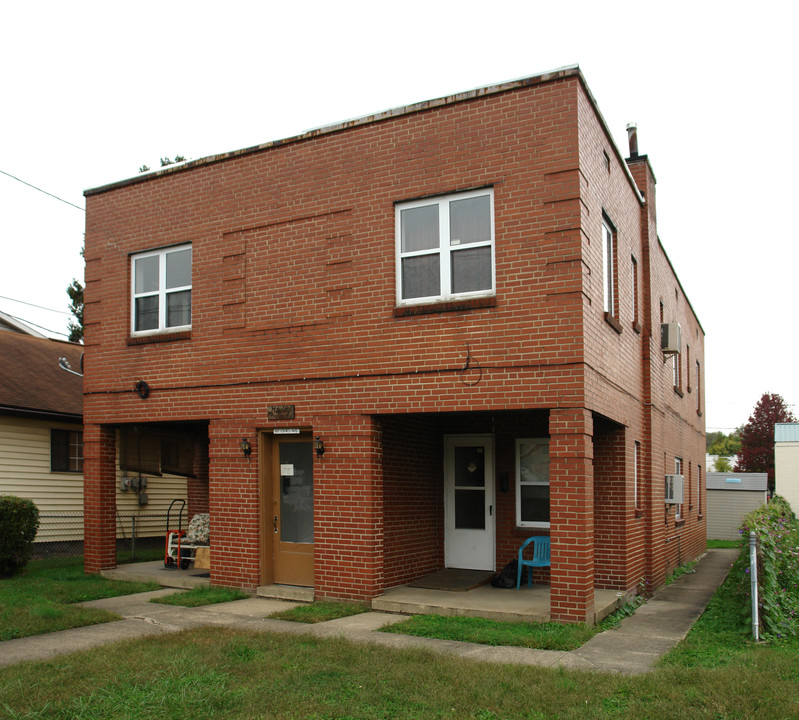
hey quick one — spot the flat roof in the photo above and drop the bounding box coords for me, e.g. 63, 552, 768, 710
775, 423, 799, 443
85, 65, 641, 204
706, 473, 768, 491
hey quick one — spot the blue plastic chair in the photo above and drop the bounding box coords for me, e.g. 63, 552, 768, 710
516, 536, 551, 589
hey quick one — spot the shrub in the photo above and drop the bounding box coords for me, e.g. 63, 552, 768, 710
0, 495, 40, 577
738, 495, 799, 639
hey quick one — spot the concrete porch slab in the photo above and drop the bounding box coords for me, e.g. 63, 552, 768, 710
101, 560, 211, 589
372, 583, 623, 624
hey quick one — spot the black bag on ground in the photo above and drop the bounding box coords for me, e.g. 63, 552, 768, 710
491, 559, 525, 588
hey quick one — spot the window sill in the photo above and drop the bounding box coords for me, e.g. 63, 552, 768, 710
128, 330, 192, 346
632, 321, 642, 334
635, 508, 645, 519
394, 296, 496, 318
604, 312, 623, 334
673, 387, 684, 398
674, 519, 686, 528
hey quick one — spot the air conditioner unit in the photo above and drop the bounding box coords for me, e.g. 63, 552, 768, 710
665, 474, 684, 504
661, 322, 681, 354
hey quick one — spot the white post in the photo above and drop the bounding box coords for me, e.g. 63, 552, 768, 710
750, 531, 759, 641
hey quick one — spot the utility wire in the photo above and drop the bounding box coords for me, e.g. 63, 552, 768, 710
1, 311, 70, 339
0, 294, 71, 315
0, 168, 85, 212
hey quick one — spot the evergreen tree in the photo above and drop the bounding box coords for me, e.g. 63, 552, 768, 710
735, 392, 796, 494
66, 278, 83, 343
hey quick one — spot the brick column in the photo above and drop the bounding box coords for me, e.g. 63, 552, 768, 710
549, 407, 594, 623
314, 414, 384, 601
208, 419, 260, 590
83, 423, 117, 572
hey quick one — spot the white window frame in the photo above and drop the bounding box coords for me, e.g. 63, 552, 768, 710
131, 244, 192, 335
602, 216, 616, 316
674, 457, 683, 518
516, 438, 550, 528
634, 440, 641, 509
395, 188, 495, 306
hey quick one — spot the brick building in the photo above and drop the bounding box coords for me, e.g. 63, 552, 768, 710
82, 66, 705, 623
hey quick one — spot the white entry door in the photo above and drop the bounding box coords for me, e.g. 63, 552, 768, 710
444, 435, 495, 570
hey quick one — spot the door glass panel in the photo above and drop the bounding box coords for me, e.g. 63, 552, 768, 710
455, 489, 485, 529
279, 442, 313, 543
453, 446, 485, 488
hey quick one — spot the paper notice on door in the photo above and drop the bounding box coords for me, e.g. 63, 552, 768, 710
280, 464, 294, 476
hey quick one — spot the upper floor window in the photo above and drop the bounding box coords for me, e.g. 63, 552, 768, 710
601, 216, 617, 317
396, 189, 494, 305
51, 429, 83, 473
131, 245, 192, 334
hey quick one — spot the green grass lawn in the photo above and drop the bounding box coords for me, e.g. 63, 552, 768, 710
0, 557, 157, 641
269, 600, 370, 623
381, 613, 598, 650
150, 586, 248, 607
2, 561, 797, 719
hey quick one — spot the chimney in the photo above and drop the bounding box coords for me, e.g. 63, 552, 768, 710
626, 123, 638, 157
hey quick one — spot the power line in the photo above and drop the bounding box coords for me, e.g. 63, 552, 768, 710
0, 295, 71, 315
0, 168, 85, 212
1, 311, 70, 339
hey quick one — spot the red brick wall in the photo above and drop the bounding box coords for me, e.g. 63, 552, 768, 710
381, 415, 442, 587
81, 71, 705, 614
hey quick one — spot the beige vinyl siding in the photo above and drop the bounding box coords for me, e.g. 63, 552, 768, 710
776, 442, 799, 516
0, 416, 84, 512
706, 489, 766, 541
0, 416, 188, 542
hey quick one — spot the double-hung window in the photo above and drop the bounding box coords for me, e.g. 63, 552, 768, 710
516, 438, 550, 527
602, 216, 617, 316
51, 429, 83, 473
131, 244, 192, 334
396, 189, 494, 305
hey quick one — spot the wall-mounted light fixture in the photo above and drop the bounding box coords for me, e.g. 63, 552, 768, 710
314, 436, 325, 457
240, 438, 252, 458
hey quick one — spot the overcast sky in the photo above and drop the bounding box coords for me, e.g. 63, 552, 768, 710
1, 1, 796, 434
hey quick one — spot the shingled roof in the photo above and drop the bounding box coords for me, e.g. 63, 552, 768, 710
0, 332, 83, 421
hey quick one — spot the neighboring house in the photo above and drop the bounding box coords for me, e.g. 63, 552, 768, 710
775, 423, 799, 514
705, 472, 767, 540
0, 323, 187, 547
0, 329, 84, 541
82, 66, 706, 623
0, 310, 47, 337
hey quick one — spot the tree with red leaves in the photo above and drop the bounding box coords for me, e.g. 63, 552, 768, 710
735, 392, 796, 495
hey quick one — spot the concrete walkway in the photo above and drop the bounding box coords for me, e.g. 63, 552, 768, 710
0, 548, 737, 675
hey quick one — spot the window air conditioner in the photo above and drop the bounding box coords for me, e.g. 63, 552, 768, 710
665, 474, 684, 504
661, 322, 681, 354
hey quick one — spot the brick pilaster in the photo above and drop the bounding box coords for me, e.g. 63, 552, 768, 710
83, 424, 117, 572
314, 414, 384, 600
549, 407, 594, 623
